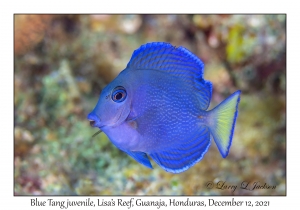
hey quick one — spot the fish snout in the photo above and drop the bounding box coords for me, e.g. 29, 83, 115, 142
87, 113, 101, 128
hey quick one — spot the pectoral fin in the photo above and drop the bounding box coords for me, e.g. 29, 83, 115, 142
123, 150, 153, 169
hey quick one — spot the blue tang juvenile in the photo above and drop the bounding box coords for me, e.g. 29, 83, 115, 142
87, 42, 241, 173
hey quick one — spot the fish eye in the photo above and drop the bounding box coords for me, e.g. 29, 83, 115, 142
112, 86, 127, 103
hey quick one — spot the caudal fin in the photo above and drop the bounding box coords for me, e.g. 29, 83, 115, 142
207, 90, 241, 158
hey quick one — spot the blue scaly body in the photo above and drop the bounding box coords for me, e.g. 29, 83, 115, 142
87, 42, 241, 173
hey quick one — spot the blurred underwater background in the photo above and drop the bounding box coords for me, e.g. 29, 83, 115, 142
14, 14, 286, 195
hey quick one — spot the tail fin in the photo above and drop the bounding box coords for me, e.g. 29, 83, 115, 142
207, 90, 241, 158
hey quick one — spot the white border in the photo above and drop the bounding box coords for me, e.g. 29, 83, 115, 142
2, 0, 296, 209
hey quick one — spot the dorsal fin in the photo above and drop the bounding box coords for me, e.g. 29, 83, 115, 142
127, 42, 204, 80
126, 42, 212, 110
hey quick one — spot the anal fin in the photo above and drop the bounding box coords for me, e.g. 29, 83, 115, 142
149, 126, 211, 173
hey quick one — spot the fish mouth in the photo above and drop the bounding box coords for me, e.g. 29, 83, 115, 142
87, 113, 101, 128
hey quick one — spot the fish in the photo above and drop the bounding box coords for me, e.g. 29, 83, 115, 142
87, 42, 241, 173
